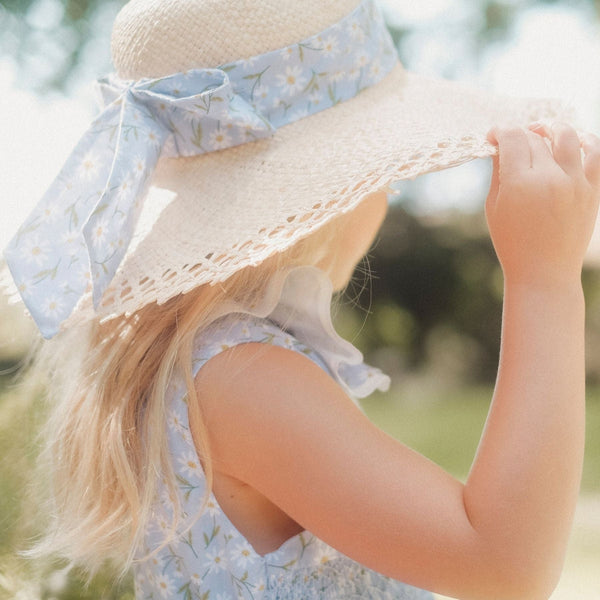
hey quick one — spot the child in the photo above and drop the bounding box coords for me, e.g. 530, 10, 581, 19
4, 0, 600, 598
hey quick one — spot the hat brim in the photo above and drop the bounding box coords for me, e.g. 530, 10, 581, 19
68, 63, 569, 324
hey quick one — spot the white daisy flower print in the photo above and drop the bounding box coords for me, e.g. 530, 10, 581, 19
328, 70, 345, 83
90, 216, 110, 249
290, 107, 309, 121
129, 107, 143, 123
271, 96, 285, 111
147, 129, 161, 147
208, 129, 232, 150
316, 546, 336, 566
158, 514, 177, 535
57, 176, 75, 198
167, 410, 184, 432
177, 451, 202, 479
240, 54, 259, 71
132, 156, 146, 176
276, 65, 307, 96
74, 263, 92, 286
78, 150, 102, 180
346, 67, 361, 82
319, 34, 339, 57
204, 499, 220, 517
233, 541, 255, 569
158, 486, 177, 511
355, 52, 369, 69
42, 296, 64, 320
347, 19, 366, 43
308, 91, 322, 107
369, 59, 382, 81
41, 202, 60, 223
133, 570, 146, 591
116, 173, 135, 202
20, 235, 49, 267
155, 573, 176, 598
252, 83, 270, 108
60, 230, 79, 249
180, 428, 194, 446
280, 45, 295, 61
204, 547, 227, 574
189, 572, 204, 588
15, 278, 32, 300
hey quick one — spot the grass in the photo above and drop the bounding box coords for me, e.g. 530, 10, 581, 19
1, 378, 599, 598
362, 383, 600, 494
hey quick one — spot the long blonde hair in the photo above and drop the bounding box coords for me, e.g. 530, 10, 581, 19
27, 213, 349, 578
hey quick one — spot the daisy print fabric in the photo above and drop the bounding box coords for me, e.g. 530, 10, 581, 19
4, 0, 398, 339
134, 272, 433, 599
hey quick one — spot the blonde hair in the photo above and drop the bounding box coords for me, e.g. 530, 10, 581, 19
27, 212, 350, 578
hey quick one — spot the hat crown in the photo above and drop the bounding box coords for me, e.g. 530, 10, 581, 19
111, 0, 361, 79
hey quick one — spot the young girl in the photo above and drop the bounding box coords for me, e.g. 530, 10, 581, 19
4, 0, 600, 598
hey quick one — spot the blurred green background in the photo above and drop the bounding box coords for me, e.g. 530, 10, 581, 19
1, 0, 599, 598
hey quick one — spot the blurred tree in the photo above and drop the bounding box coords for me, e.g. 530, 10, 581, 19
1, 0, 597, 92
348, 205, 503, 384
0, 0, 127, 91
349, 204, 600, 385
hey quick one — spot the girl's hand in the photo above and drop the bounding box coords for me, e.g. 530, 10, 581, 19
486, 122, 600, 289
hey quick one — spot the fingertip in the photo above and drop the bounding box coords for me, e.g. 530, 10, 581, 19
581, 131, 600, 150
528, 121, 552, 139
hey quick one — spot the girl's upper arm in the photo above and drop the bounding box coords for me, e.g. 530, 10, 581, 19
194, 343, 508, 600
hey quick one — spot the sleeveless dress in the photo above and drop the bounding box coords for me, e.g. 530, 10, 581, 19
133, 266, 435, 600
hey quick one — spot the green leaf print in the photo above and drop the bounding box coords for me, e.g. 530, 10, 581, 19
14, 218, 42, 245
191, 122, 204, 150
203, 524, 220, 548
177, 581, 192, 600
33, 260, 60, 284
327, 84, 339, 106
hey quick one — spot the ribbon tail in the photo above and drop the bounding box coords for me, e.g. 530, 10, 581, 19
82, 92, 167, 309
3, 102, 126, 338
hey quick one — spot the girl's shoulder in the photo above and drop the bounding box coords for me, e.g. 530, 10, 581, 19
192, 313, 321, 374
189, 266, 390, 401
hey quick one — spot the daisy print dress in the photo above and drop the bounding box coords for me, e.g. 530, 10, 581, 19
134, 266, 434, 600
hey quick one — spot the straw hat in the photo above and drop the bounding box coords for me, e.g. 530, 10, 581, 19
3, 0, 569, 337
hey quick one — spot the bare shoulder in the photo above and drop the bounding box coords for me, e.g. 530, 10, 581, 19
194, 341, 372, 478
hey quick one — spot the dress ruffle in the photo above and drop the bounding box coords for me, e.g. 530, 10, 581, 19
203, 265, 391, 401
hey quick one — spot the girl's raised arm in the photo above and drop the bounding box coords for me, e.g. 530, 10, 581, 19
193, 123, 600, 600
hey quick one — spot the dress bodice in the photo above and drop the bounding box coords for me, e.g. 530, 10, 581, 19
133, 267, 434, 600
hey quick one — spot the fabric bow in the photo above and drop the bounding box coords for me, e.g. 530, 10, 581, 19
4, 0, 398, 338
4, 69, 275, 338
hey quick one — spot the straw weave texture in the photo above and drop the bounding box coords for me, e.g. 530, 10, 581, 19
0, 0, 571, 329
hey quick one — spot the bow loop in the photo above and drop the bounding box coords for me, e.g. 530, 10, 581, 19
4, 0, 398, 338
131, 69, 276, 157
5, 68, 276, 337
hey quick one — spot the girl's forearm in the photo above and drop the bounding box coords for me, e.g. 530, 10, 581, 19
463, 280, 585, 596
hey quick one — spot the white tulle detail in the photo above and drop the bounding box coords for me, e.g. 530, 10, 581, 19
202, 265, 391, 400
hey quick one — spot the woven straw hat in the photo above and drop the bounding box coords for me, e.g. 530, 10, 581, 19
3, 0, 569, 333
